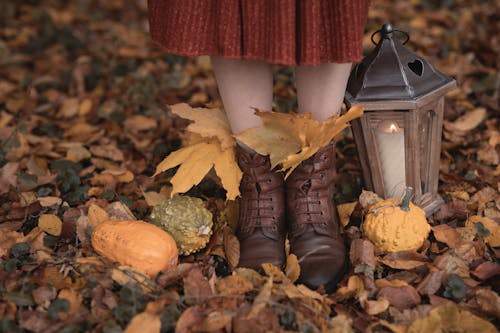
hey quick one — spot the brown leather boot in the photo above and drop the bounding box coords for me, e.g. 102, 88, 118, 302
286, 143, 347, 292
236, 146, 286, 271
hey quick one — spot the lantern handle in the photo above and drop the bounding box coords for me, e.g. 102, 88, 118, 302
371, 25, 410, 45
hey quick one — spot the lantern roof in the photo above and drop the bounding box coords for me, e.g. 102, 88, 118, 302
346, 23, 455, 102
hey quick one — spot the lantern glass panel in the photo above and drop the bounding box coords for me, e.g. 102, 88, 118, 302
419, 109, 436, 196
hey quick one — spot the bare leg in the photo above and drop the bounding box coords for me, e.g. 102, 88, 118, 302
295, 63, 352, 121
211, 56, 273, 134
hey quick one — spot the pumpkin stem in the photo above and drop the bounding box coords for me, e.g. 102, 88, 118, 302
400, 187, 413, 211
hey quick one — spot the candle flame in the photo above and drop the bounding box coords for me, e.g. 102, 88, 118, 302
389, 123, 398, 133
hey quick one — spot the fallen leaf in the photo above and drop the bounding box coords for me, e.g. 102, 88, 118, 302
66, 145, 91, 162
471, 261, 500, 280
171, 103, 235, 150
285, 253, 301, 283
247, 277, 272, 319
183, 266, 212, 305
38, 214, 62, 236
447, 107, 486, 132
329, 314, 354, 333
124, 312, 161, 333
377, 286, 421, 310
408, 302, 497, 333
58, 97, 80, 118
474, 288, 500, 318
359, 189, 384, 210
38, 196, 63, 207
175, 306, 206, 333
0, 162, 18, 195
223, 227, 240, 270
337, 201, 358, 227
87, 204, 109, 227
197, 311, 233, 332
216, 274, 253, 295
235, 106, 363, 177
350, 239, 377, 270
359, 291, 390, 315
434, 253, 470, 278
154, 139, 242, 200
416, 271, 445, 296
333, 275, 365, 301
142, 190, 167, 207
432, 224, 463, 248
90, 144, 124, 161
58, 289, 81, 314
124, 114, 157, 132
465, 215, 500, 247
379, 251, 429, 270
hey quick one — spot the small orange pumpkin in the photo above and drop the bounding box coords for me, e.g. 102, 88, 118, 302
362, 187, 430, 253
91, 220, 178, 277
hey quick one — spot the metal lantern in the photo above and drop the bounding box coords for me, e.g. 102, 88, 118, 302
345, 23, 456, 215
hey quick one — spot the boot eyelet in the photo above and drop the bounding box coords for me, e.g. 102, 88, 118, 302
267, 179, 273, 183
320, 173, 325, 179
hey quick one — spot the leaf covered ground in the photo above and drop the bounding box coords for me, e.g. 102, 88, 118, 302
0, 0, 499, 332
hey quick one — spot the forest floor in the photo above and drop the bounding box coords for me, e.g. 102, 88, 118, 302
0, 0, 499, 332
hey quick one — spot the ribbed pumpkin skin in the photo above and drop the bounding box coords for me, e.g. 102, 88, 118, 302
149, 196, 213, 255
91, 220, 178, 277
362, 199, 430, 253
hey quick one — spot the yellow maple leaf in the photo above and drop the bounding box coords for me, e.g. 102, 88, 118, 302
235, 106, 363, 178
171, 103, 235, 150
154, 104, 242, 200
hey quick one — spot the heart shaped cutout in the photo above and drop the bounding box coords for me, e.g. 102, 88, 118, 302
408, 59, 424, 76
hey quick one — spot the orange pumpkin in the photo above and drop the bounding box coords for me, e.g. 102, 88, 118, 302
91, 220, 178, 277
362, 187, 430, 253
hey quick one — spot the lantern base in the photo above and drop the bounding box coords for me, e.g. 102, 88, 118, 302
419, 195, 445, 217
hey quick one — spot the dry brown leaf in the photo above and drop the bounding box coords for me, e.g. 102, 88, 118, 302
223, 227, 240, 270
416, 271, 445, 296
107, 201, 136, 220
171, 103, 235, 150
465, 215, 500, 247
432, 224, 463, 248
124, 114, 157, 132
337, 201, 357, 227
359, 189, 384, 210
58, 289, 81, 314
124, 312, 161, 333
183, 267, 212, 305
447, 107, 486, 132
333, 275, 365, 301
38, 196, 63, 207
87, 204, 109, 227
235, 106, 363, 178
197, 312, 233, 332
408, 302, 497, 333
142, 190, 167, 207
350, 238, 377, 269
216, 274, 253, 295
66, 145, 91, 162
247, 277, 272, 319
38, 214, 62, 236
90, 144, 124, 161
285, 253, 300, 283
377, 285, 421, 310
0, 162, 18, 195
329, 314, 354, 333
360, 291, 390, 315
474, 288, 500, 318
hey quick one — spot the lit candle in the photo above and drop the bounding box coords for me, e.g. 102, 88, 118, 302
375, 120, 406, 198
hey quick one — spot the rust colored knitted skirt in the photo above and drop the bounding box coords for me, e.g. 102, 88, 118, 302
147, 0, 370, 66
